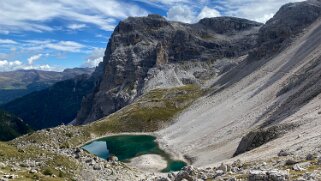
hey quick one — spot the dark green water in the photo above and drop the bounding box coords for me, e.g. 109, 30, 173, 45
82, 135, 186, 172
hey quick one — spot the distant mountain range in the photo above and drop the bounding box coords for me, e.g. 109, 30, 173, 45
1, 74, 96, 130
0, 68, 94, 104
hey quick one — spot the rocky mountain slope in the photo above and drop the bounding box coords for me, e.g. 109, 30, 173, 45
158, 0, 321, 166
71, 0, 321, 167
0, 68, 94, 104
75, 15, 262, 124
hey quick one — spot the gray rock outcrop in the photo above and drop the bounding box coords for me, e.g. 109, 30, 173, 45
75, 15, 262, 124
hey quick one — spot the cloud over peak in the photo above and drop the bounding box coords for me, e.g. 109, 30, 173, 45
0, 0, 305, 72
167, 5, 221, 23
27, 54, 42, 65
82, 48, 105, 68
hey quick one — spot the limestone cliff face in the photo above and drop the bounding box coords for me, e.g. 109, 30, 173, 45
251, 0, 321, 59
75, 15, 262, 124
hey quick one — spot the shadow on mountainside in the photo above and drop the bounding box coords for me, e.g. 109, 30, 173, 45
253, 21, 321, 127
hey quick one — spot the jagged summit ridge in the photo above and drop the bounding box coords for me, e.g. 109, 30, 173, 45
252, 0, 321, 58
75, 15, 262, 124
197, 16, 262, 34
76, 0, 321, 125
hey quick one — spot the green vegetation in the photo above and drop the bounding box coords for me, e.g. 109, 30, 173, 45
0, 142, 20, 158
200, 33, 214, 40
87, 85, 203, 135
0, 84, 202, 179
0, 141, 78, 180
0, 110, 32, 141
41, 154, 78, 178
29, 85, 203, 150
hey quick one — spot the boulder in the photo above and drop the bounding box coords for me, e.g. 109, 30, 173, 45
317, 157, 321, 165
234, 124, 296, 156
285, 159, 299, 165
108, 156, 118, 162
155, 176, 170, 181
218, 163, 228, 173
293, 164, 305, 171
267, 170, 289, 181
175, 170, 194, 181
93, 163, 102, 170
249, 170, 267, 181
278, 149, 290, 157
19, 163, 29, 167
305, 153, 315, 161
75, 147, 83, 154
215, 170, 224, 177
303, 172, 317, 180
249, 169, 289, 181
2, 174, 18, 179
182, 166, 197, 176
0, 162, 6, 169
29, 169, 37, 174
293, 162, 311, 171
232, 159, 243, 167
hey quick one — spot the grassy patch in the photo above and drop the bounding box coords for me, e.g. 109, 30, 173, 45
0, 141, 76, 180
41, 154, 78, 180
0, 142, 21, 160
11, 85, 203, 145
200, 34, 214, 40
1, 84, 203, 180
86, 85, 203, 135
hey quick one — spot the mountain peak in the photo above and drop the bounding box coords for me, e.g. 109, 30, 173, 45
116, 14, 170, 34
250, 0, 321, 59
197, 16, 262, 34
76, 14, 261, 124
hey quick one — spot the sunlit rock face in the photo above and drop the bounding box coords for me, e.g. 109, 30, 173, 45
76, 15, 262, 125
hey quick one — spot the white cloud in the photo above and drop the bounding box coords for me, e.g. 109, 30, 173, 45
167, 5, 196, 23
24, 40, 86, 52
67, 24, 87, 30
0, 0, 149, 33
197, 6, 221, 20
82, 48, 105, 68
161, 0, 305, 23
0, 60, 22, 66
46, 41, 85, 52
0, 60, 23, 71
0, 59, 61, 72
0, 39, 17, 44
0, 0, 305, 34
19, 64, 61, 71
217, 0, 304, 23
27, 54, 42, 65
167, 5, 220, 23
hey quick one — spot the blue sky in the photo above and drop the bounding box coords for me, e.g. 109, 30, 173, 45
0, 0, 303, 72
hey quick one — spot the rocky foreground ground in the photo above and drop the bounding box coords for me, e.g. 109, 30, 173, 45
0, 125, 321, 181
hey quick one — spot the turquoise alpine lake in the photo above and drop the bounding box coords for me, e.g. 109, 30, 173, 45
82, 135, 187, 172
